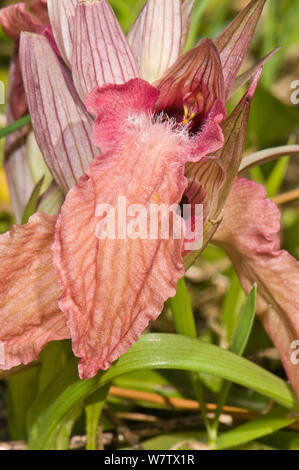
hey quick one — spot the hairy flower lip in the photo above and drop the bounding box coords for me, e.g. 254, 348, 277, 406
53, 76, 226, 378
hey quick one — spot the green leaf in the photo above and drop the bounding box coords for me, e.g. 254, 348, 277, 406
169, 278, 209, 429
27, 358, 79, 449
21, 176, 45, 225
186, 0, 211, 50
55, 403, 83, 450
0, 114, 31, 139
27, 334, 298, 449
85, 385, 110, 450
221, 271, 246, 345
266, 156, 290, 198
210, 286, 257, 444
0, 211, 14, 234
231, 284, 257, 356
169, 277, 197, 338
113, 369, 193, 401
35, 341, 78, 450
260, 430, 299, 450
216, 410, 296, 450
131, 432, 207, 451
37, 183, 65, 215
250, 166, 266, 185
7, 366, 40, 440
37, 341, 73, 393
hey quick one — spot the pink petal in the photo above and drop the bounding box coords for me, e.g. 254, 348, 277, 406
47, 0, 77, 67
86, 78, 160, 153
28, 0, 49, 25
127, 3, 146, 63
4, 145, 34, 224
184, 69, 262, 268
155, 38, 225, 121
43, 25, 63, 59
20, 33, 98, 193
128, 0, 193, 67
6, 52, 28, 121
214, 0, 266, 100
4, 52, 34, 223
190, 99, 226, 160
0, 213, 69, 370
130, 0, 184, 83
0, 3, 44, 39
213, 178, 299, 400
72, 0, 139, 102
53, 84, 201, 378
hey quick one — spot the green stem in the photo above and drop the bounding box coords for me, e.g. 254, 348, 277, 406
169, 277, 212, 435
209, 381, 232, 447
0, 114, 31, 139
169, 277, 197, 338
210, 285, 257, 447
85, 384, 110, 450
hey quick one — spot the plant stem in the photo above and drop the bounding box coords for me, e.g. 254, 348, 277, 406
169, 277, 197, 338
272, 188, 299, 205
169, 277, 212, 437
0, 115, 31, 139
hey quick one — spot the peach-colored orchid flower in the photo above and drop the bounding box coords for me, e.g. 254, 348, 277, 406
1, 0, 298, 400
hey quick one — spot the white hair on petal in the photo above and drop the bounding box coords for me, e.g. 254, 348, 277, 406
126, 111, 190, 143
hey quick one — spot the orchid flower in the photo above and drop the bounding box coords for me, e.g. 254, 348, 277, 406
0, 0, 298, 400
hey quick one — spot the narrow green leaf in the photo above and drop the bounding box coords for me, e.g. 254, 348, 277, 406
27, 334, 298, 449
54, 403, 83, 450
134, 432, 207, 451
216, 410, 295, 450
27, 358, 79, 437
186, 0, 211, 50
250, 166, 266, 185
37, 183, 65, 215
21, 176, 45, 225
169, 278, 209, 430
37, 341, 73, 393
85, 385, 110, 450
266, 156, 290, 198
7, 366, 40, 440
211, 286, 257, 444
0, 114, 31, 139
231, 284, 257, 356
169, 277, 197, 338
221, 271, 246, 345
260, 430, 299, 450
